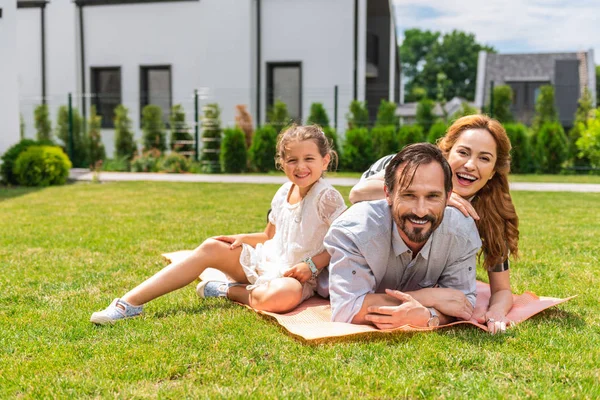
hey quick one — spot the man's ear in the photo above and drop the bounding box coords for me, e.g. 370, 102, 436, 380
384, 185, 393, 206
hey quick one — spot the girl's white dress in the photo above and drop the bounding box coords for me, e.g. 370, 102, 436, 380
239, 178, 347, 301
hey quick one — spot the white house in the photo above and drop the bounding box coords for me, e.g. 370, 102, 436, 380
5, 0, 401, 158
0, 1, 21, 156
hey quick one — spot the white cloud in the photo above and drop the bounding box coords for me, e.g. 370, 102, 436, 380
392, 0, 600, 62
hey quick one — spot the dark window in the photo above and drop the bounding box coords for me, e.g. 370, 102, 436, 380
366, 32, 379, 66
75, 0, 198, 6
91, 67, 121, 129
506, 80, 549, 111
140, 65, 172, 126
267, 62, 302, 123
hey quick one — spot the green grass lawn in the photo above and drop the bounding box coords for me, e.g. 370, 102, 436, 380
1, 182, 599, 398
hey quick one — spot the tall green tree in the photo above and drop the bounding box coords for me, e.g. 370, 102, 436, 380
114, 105, 137, 161
87, 105, 106, 166
531, 85, 558, 133
34, 104, 52, 142
141, 105, 167, 152
491, 85, 514, 123
306, 103, 330, 128
400, 29, 495, 102
55, 105, 87, 167
568, 88, 594, 167
416, 98, 436, 133
596, 65, 600, 104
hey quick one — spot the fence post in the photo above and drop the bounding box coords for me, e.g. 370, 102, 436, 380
489, 80, 495, 118
334, 85, 338, 131
68, 93, 74, 162
194, 89, 199, 161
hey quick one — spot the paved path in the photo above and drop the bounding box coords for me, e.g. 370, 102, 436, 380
69, 169, 600, 192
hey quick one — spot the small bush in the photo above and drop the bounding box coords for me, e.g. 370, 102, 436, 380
307, 103, 330, 127
1, 139, 53, 185
14, 145, 71, 187
170, 104, 194, 153
220, 127, 247, 173
342, 128, 372, 172
346, 100, 370, 129
397, 125, 425, 149
427, 121, 448, 144
88, 105, 106, 167
267, 99, 291, 132
142, 105, 167, 152
201, 103, 222, 173
131, 149, 162, 173
102, 157, 130, 172
371, 125, 398, 160
576, 111, 600, 168
249, 125, 278, 172
416, 98, 436, 133
55, 105, 87, 167
491, 85, 514, 123
34, 104, 53, 142
504, 123, 533, 173
535, 122, 568, 174
158, 152, 191, 173
375, 100, 398, 128
114, 104, 137, 161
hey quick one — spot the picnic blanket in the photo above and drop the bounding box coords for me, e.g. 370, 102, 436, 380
163, 251, 575, 341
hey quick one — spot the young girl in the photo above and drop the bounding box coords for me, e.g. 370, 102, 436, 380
91, 124, 347, 324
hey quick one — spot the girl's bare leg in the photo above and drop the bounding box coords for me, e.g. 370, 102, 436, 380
228, 277, 304, 313
122, 239, 249, 306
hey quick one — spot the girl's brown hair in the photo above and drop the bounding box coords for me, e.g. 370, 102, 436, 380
437, 114, 519, 270
275, 124, 338, 171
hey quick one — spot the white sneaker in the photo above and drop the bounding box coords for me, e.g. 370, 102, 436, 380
90, 298, 143, 325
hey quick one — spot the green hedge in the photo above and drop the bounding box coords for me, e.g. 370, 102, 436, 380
249, 125, 277, 172
1, 139, 54, 185
220, 127, 247, 173
342, 128, 372, 172
14, 145, 71, 187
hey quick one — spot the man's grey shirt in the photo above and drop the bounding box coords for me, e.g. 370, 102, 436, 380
323, 199, 482, 323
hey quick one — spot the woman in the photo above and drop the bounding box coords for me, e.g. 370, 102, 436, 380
349, 114, 519, 334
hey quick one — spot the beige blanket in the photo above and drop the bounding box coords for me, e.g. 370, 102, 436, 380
163, 251, 575, 342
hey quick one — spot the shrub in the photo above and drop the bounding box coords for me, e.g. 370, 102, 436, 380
1, 139, 39, 185
88, 105, 106, 167
201, 103, 222, 173
397, 125, 425, 149
307, 103, 330, 127
491, 85, 514, 123
131, 149, 162, 173
416, 98, 436, 133
346, 100, 369, 129
102, 157, 129, 172
375, 100, 398, 128
170, 104, 194, 153
158, 152, 191, 173
14, 145, 71, 187
220, 127, 247, 173
235, 104, 254, 149
267, 99, 291, 132
504, 123, 533, 173
450, 102, 479, 122
535, 122, 568, 174
249, 125, 277, 172
371, 125, 398, 160
532, 85, 558, 132
142, 105, 167, 152
576, 110, 600, 168
568, 88, 594, 168
34, 104, 53, 142
427, 121, 448, 144
342, 128, 372, 172
114, 104, 137, 161
55, 105, 87, 167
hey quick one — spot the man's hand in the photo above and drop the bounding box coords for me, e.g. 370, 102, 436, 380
410, 287, 474, 321
364, 290, 430, 330
283, 262, 312, 284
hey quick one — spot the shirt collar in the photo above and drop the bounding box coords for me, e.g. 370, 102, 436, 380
391, 220, 434, 260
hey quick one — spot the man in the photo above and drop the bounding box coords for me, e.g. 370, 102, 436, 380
324, 143, 481, 328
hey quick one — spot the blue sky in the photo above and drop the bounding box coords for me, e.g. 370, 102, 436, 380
392, 0, 600, 63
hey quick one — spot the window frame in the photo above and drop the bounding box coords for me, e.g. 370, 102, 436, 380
90, 66, 122, 129
139, 64, 173, 128
266, 62, 303, 123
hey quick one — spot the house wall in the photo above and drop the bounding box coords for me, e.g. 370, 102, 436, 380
0, 2, 21, 156
16, 7, 43, 140
82, 0, 253, 156
261, 0, 356, 131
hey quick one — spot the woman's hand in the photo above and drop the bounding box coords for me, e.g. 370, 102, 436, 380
473, 309, 511, 334
283, 262, 312, 284
447, 192, 479, 220
214, 235, 244, 250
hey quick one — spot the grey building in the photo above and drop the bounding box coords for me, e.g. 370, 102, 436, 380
475, 50, 596, 128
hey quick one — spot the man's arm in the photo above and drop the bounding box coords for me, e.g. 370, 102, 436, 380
348, 171, 386, 204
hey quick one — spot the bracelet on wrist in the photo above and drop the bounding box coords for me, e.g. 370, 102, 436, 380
303, 257, 319, 280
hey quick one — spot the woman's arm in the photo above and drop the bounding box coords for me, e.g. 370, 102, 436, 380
473, 269, 513, 334
348, 171, 386, 204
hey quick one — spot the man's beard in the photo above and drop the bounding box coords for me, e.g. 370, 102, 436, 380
397, 212, 439, 243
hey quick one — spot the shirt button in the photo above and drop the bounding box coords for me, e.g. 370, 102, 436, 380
352, 270, 356, 275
